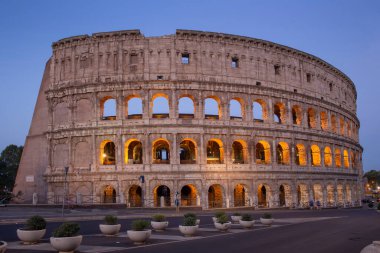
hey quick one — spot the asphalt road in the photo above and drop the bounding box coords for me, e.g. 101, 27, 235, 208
1, 207, 379, 253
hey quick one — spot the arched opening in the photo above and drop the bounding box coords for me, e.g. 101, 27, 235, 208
343, 150, 349, 168
154, 185, 171, 207
128, 185, 142, 207
277, 142, 290, 165
307, 108, 316, 128
205, 97, 220, 120
313, 184, 323, 202
327, 185, 335, 206
125, 140, 143, 164
331, 115, 337, 133
101, 97, 116, 120
253, 100, 267, 122
347, 121, 351, 137
100, 140, 116, 165
295, 144, 307, 166
311, 144, 321, 166
292, 105, 302, 125
273, 103, 286, 124
324, 146, 332, 167
232, 141, 245, 164
181, 184, 198, 206
340, 117, 345, 135
180, 139, 196, 164
178, 96, 195, 119
230, 98, 243, 120
126, 96, 143, 119
320, 111, 328, 130
208, 184, 223, 208
337, 185, 344, 205
153, 139, 170, 164
335, 149, 342, 167
346, 185, 352, 203
256, 141, 271, 164
297, 184, 309, 207
351, 151, 356, 168
257, 185, 269, 207
207, 139, 223, 164
152, 95, 169, 118
234, 184, 249, 207
103, 185, 116, 203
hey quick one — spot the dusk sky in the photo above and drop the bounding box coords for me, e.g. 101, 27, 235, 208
0, 1, 379, 172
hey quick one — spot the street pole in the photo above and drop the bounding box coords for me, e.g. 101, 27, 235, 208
61, 166, 69, 217
139, 175, 145, 207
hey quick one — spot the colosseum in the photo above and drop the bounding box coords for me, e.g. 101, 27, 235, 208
14, 29, 363, 209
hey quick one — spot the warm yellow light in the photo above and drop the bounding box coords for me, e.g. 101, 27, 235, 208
102, 153, 107, 158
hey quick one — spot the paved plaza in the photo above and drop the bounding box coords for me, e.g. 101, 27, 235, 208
0, 206, 379, 253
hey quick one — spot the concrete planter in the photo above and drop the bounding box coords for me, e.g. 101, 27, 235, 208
50, 235, 82, 253
212, 217, 217, 223
239, 219, 255, 229
260, 218, 274, 225
231, 216, 242, 223
196, 219, 200, 225
214, 222, 232, 232
151, 221, 168, 231
127, 230, 151, 244
179, 225, 198, 236
99, 224, 121, 236
0, 241, 7, 253
17, 229, 46, 244
360, 241, 380, 253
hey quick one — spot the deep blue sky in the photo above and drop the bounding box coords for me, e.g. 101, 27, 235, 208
0, 1, 379, 172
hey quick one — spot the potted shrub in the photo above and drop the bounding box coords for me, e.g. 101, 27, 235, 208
0, 241, 7, 253
212, 211, 226, 223
184, 213, 200, 225
377, 203, 380, 213
368, 202, 374, 208
127, 220, 151, 244
151, 214, 169, 231
231, 212, 242, 223
214, 214, 231, 232
50, 222, 82, 253
179, 216, 198, 236
239, 214, 255, 229
260, 213, 274, 225
17, 215, 47, 244
99, 215, 121, 236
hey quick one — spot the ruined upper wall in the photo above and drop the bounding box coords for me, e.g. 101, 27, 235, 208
49, 29, 357, 112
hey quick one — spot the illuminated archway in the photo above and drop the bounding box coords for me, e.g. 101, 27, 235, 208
274, 102, 286, 124
320, 111, 328, 130
297, 184, 309, 207
100, 140, 116, 165
128, 185, 142, 207
277, 142, 290, 165
234, 184, 249, 207
307, 108, 316, 129
335, 149, 342, 167
295, 144, 307, 166
324, 146, 332, 167
103, 185, 116, 203
292, 105, 302, 125
256, 141, 271, 164
207, 139, 223, 164
232, 140, 246, 164
125, 139, 143, 164
181, 184, 198, 206
152, 139, 170, 164
343, 150, 349, 168
310, 145, 321, 166
180, 139, 197, 164
154, 185, 171, 207
257, 184, 270, 207
208, 184, 223, 208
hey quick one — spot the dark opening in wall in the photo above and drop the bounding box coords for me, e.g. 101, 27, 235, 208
294, 89, 297, 93
329, 83, 333, 91
130, 54, 138, 64
231, 57, 239, 68
181, 53, 190, 64
306, 73, 311, 83
256, 81, 261, 86
157, 75, 163, 80
274, 65, 280, 75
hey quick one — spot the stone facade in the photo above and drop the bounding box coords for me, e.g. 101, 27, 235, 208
13, 29, 363, 209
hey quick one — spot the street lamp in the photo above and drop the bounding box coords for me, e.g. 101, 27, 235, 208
61, 166, 69, 216
139, 175, 145, 207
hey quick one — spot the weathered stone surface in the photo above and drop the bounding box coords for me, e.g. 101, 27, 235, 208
14, 29, 362, 209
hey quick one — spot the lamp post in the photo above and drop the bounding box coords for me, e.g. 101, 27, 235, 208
139, 175, 145, 207
61, 166, 69, 217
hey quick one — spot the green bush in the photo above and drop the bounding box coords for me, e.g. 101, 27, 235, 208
104, 215, 118, 225
232, 212, 241, 216
262, 213, 272, 219
25, 215, 46, 230
241, 214, 253, 221
377, 203, 380, 210
184, 213, 197, 219
217, 214, 229, 224
52, 223, 80, 237
131, 220, 150, 231
368, 202, 374, 208
214, 211, 225, 218
152, 214, 166, 222
183, 216, 196, 226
